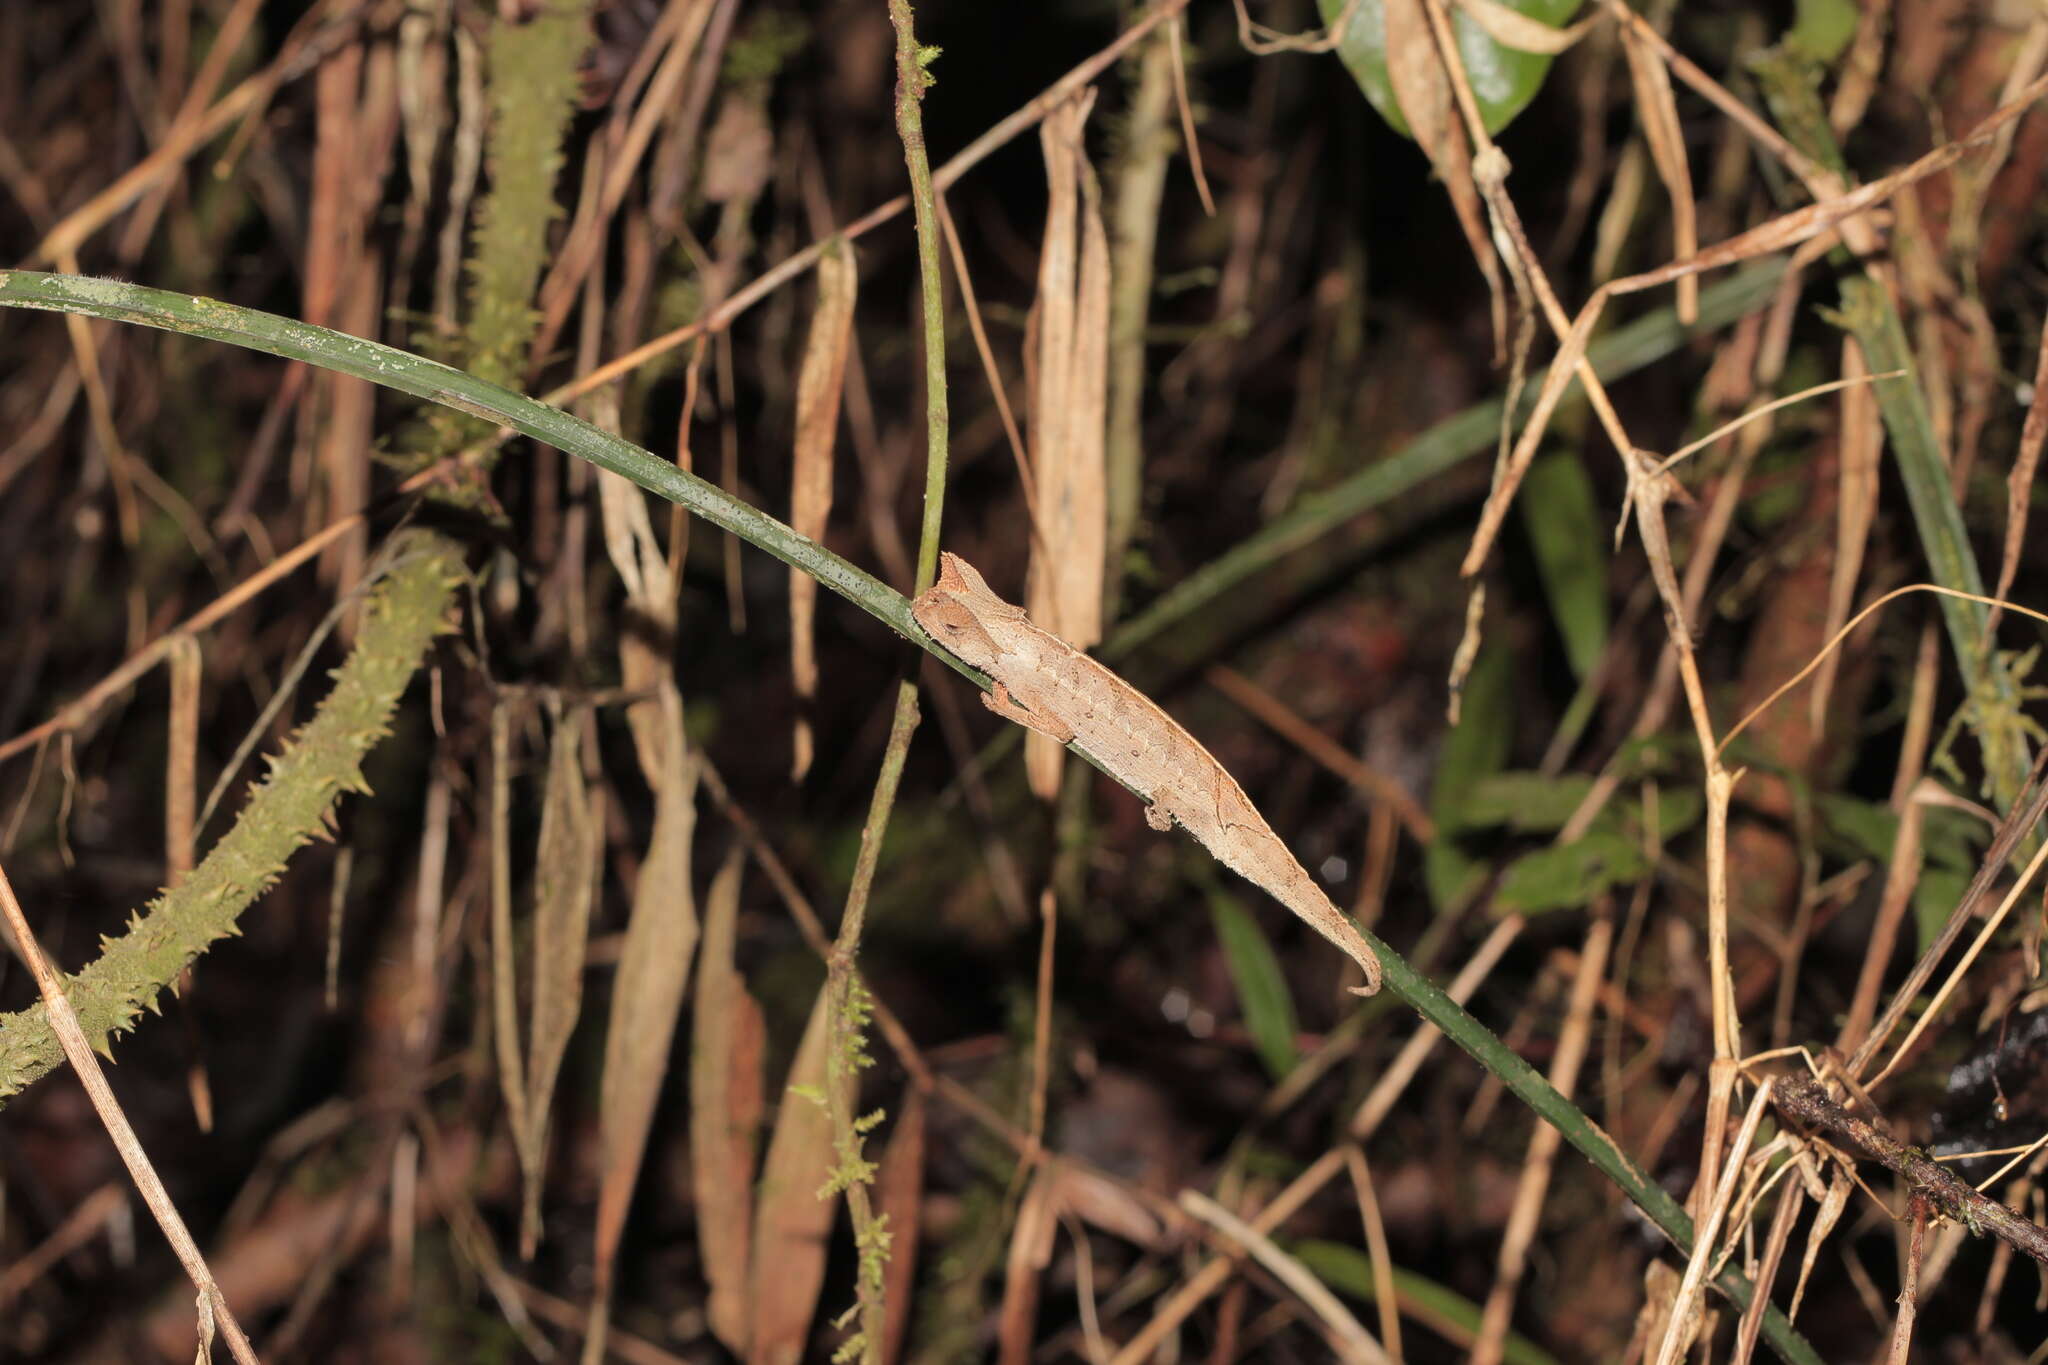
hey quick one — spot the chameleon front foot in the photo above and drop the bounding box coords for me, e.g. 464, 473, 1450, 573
982, 681, 1075, 744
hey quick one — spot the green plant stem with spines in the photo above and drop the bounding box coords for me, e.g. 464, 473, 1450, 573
0, 268, 1822, 1362
0, 532, 463, 1102
816, 8, 955, 1361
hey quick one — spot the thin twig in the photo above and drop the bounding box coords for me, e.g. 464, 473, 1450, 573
0, 860, 261, 1364
1773, 1078, 2048, 1268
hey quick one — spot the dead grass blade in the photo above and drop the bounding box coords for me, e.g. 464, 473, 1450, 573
748, 985, 839, 1365
790, 240, 858, 780
596, 453, 680, 788
519, 703, 600, 1259
1382, 0, 1506, 358
0, 862, 259, 1364
165, 636, 200, 884
1179, 1189, 1389, 1364
1887, 1197, 1927, 1364
1472, 913, 1613, 1365
1986, 309, 2048, 647
875, 1087, 926, 1365
1835, 788, 1926, 1055
1652, 1078, 1774, 1365
1731, 1176, 1806, 1365
1025, 90, 1110, 801
585, 700, 702, 1364
489, 700, 533, 1209
1450, 0, 1598, 54
1618, 19, 1697, 324
1341, 1147, 1401, 1364
692, 846, 763, 1357
998, 1166, 1061, 1365
1811, 340, 1882, 728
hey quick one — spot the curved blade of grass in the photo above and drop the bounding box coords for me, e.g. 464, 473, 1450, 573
0, 270, 939, 668
1206, 885, 1302, 1081
1367, 928, 1821, 1365
1292, 1238, 1560, 1365
0, 268, 1820, 1364
1102, 258, 1785, 660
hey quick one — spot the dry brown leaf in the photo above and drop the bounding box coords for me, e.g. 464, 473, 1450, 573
519, 702, 600, 1258
1988, 311, 2048, 646
1812, 339, 1881, 729
1382, 0, 1507, 359
693, 845, 764, 1357
596, 466, 678, 788
1052, 1164, 1162, 1248
747, 985, 839, 1365
790, 239, 859, 780
997, 1166, 1060, 1365
585, 690, 702, 1364
875, 1087, 927, 1365
165, 636, 200, 884
1618, 22, 1698, 323
489, 701, 532, 1206
1791, 1162, 1852, 1319
1025, 91, 1110, 801
1450, 0, 1597, 54
701, 94, 773, 206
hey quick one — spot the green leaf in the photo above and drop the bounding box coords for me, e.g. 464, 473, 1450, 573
1914, 868, 1973, 957
1426, 644, 1514, 911
1494, 832, 1646, 914
1788, 0, 1859, 62
1816, 794, 1989, 872
1208, 888, 1302, 1081
1458, 773, 1700, 841
1291, 1240, 1564, 1365
1323, 0, 1583, 139
1520, 451, 1608, 680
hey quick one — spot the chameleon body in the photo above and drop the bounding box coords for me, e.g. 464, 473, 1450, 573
912, 552, 1383, 996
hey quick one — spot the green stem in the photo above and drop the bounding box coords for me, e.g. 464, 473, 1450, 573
1369, 931, 1821, 1365
0, 533, 464, 1103
0, 269, 947, 670
0, 267, 1822, 1361
1103, 259, 1787, 660
890, 0, 950, 598
1833, 277, 2029, 815
816, 11, 956, 1360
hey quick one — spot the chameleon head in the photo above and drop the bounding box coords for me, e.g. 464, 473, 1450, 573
911, 552, 1013, 671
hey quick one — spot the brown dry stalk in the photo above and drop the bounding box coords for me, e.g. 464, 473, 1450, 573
1384, 0, 1507, 358
1812, 338, 1882, 728
690, 848, 763, 1357
789, 240, 858, 781
1731, 1175, 1805, 1365
552, 0, 1196, 407
1986, 307, 2048, 646
1110, 917, 1525, 1363
1177, 1189, 1388, 1364
747, 988, 839, 1365
164, 636, 200, 883
1341, 1147, 1402, 1364
1774, 1078, 2048, 1268
998, 1169, 1060, 1365
518, 704, 599, 1259
1204, 663, 1435, 845
1024, 91, 1111, 801
1651, 1077, 1774, 1365
1471, 912, 1613, 1365
585, 709, 701, 1365
0, 862, 259, 1365
1617, 17, 1697, 323
874, 1088, 927, 1364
